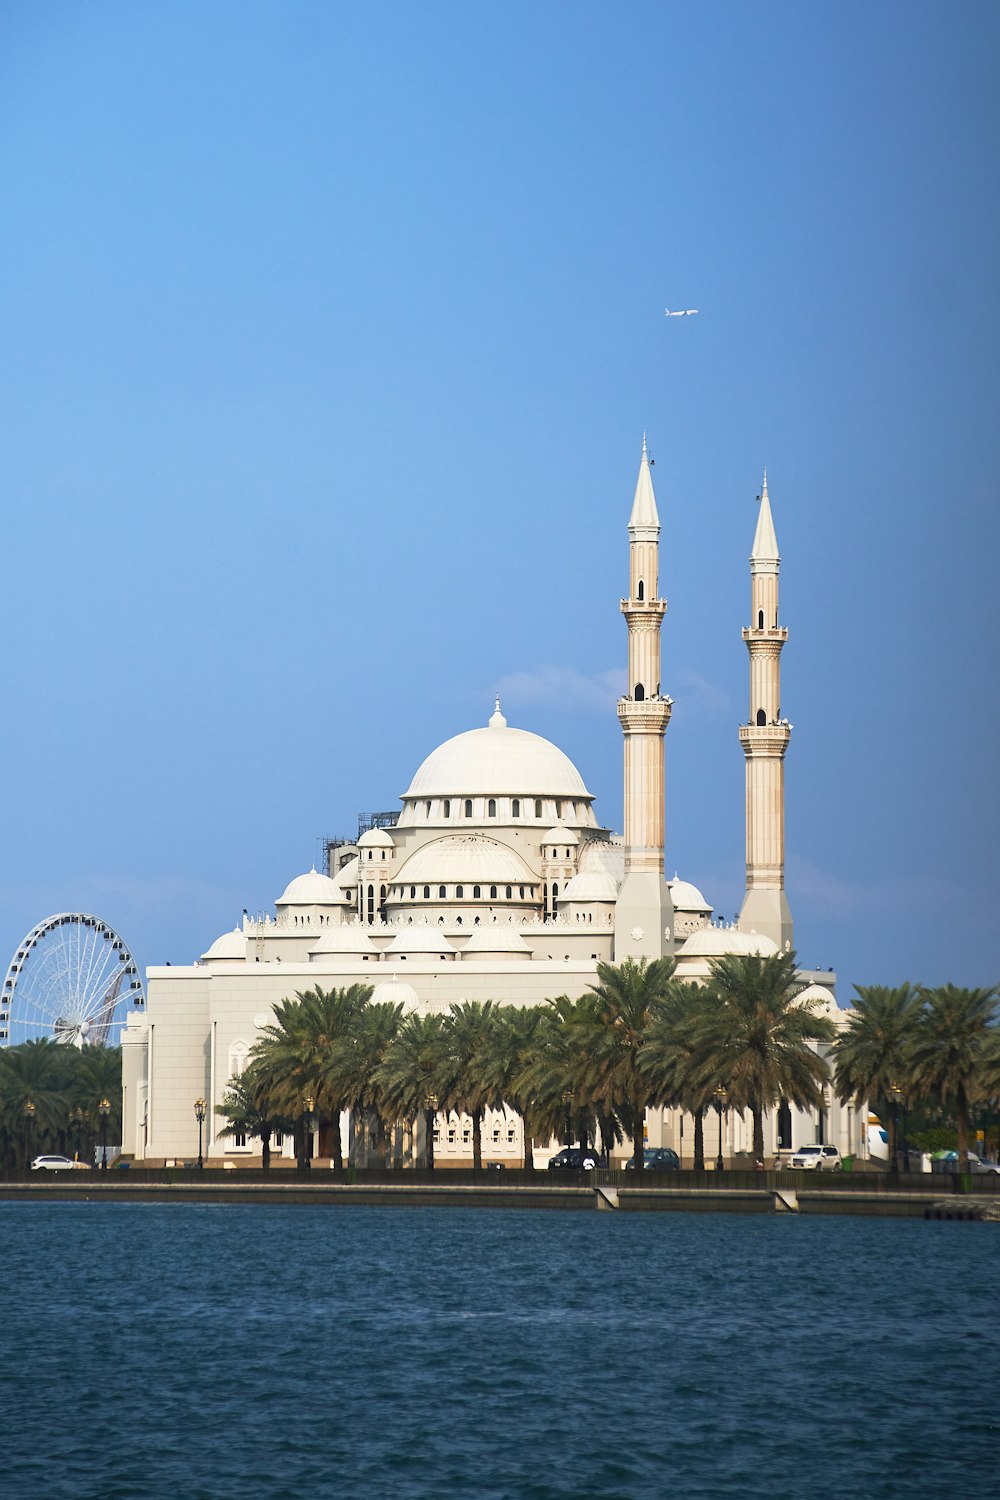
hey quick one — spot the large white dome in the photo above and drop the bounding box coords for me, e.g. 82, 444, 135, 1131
403, 704, 593, 801
392, 835, 536, 888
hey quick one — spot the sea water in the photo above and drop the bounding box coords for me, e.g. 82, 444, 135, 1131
1, 1203, 997, 1499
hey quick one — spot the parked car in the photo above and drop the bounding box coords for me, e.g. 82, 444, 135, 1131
547, 1147, 604, 1171
937, 1151, 1000, 1175
31, 1155, 90, 1172
789, 1144, 842, 1171
624, 1147, 681, 1171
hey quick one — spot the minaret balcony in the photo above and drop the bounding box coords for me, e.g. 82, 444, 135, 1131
739, 722, 792, 756
621, 598, 667, 620
618, 697, 672, 733
742, 626, 788, 642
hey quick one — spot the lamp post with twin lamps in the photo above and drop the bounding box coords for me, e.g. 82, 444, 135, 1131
887, 1082, 903, 1184
23, 1099, 35, 1171
98, 1098, 111, 1171
194, 1097, 206, 1170
298, 1095, 315, 1174
714, 1087, 728, 1172
424, 1093, 438, 1170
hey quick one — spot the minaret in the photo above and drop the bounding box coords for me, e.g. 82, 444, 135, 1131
738, 472, 794, 949
614, 438, 675, 961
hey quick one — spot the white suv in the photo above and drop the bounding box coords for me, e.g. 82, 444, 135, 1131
789, 1144, 842, 1171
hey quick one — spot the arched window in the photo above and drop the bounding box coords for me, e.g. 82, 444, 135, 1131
489, 885, 497, 899
635, 683, 645, 701
473, 885, 481, 899
425, 801, 431, 817
367, 885, 375, 924
464, 799, 473, 818
488, 798, 496, 817
758, 609, 764, 629
505, 885, 512, 900
555, 801, 562, 818
534, 799, 542, 818
456, 885, 464, 898
379, 885, 387, 920
368, 850, 373, 860
423, 885, 430, 899
439, 885, 446, 899
756, 709, 767, 726
512, 799, 520, 817
410, 885, 416, 899
552, 882, 559, 905
638, 579, 644, 600
519, 885, 524, 898
443, 799, 451, 817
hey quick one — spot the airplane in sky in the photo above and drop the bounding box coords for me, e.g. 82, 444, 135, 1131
664, 308, 699, 317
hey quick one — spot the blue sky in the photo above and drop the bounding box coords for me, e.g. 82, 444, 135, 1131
0, 1, 996, 1001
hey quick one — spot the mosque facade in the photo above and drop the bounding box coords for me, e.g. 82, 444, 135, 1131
121, 446, 856, 1166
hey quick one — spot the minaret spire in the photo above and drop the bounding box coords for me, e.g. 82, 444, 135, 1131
738, 472, 793, 949
614, 438, 674, 961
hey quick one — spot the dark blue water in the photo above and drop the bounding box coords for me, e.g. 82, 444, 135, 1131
2, 1204, 997, 1499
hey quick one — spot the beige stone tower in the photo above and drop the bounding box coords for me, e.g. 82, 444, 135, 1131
738, 473, 794, 949
614, 438, 675, 961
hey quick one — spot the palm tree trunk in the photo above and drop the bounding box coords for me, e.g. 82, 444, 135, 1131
693, 1107, 705, 1170
425, 1106, 435, 1170
633, 1099, 645, 1173
752, 1103, 765, 1164
956, 1085, 970, 1171
261, 1130, 271, 1172
522, 1118, 534, 1172
472, 1107, 483, 1171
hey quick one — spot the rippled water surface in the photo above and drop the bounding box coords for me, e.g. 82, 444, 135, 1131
2, 1203, 997, 1499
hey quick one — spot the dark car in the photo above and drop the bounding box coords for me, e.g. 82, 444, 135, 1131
624, 1147, 681, 1171
547, 1147, 605, 1171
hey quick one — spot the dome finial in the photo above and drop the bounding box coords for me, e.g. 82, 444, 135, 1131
489, 696, 507, 729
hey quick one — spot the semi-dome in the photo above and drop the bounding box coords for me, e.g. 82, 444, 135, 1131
796, 982, 842, 1020
392, 835, 535, 888
386, 926, 457, 956
371, 976, 420, 1012
668, 876, 713, 913
578, 838, 625, 880
201, 927, 247, 962
358, 827, 395, 848
678, 926, 779, 959
559, 871, 619, 904
331, 855, 360, 891
276, 869, 342, 906
403, 704, 593, 801
308, 924, 378, 956
461, 924, 532, 956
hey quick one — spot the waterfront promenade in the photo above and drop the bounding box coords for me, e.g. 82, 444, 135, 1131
3, 1166, 996, 1218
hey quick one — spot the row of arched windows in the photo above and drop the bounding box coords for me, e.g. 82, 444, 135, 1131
428, 798, 576, 820
393, 883, 534, 901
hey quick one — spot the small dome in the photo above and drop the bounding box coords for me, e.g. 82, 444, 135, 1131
403, 709, 593, 800
541, 824, 579, 846
276, 869, 342, 906
559, 871, 619, 903
797, 982, 841, 1019
308, 924, 378, 956
392, 835, 535, 888
358, 827, 395, 849
386, 926, 457, 955
371, 976, 420, 1012
668, 876, 713, 913
201, 927, 247, 962
461, 924, 532, 955
677, 927, 779, 960
578, 839, 625, 881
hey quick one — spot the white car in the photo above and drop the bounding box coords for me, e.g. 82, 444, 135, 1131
789, 1144, 842, 1171
31, 1154, 90, 1172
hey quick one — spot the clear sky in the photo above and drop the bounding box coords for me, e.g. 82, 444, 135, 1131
0, 1, 997, 1002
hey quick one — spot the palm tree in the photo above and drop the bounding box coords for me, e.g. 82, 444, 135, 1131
0, 1040, 68, 1164
215, 1057, 290, 1169
483, 1004, 553, 1171
376, 1012, 448, 1167
832, 983, 920, 1163
576, 957, 678, 1173
909, 985, 998, 1170
440, 1002, 503, 1170
640, 980, 716, 1169
698, 951, 836, 1163
324, 1000, 403, 1166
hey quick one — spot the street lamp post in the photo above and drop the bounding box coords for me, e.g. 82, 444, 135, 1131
713, 1087, 728, 1172
887, 1083, 903, 1184
23, 1099, 35, 1171
298, 1095, 314, 1174
424, 1093, 438, 1170
194, 1097, 206, 1170
98, 1098, 111, 1172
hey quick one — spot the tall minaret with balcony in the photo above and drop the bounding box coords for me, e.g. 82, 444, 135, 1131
738, 473, 794, 949
614, 438, 675, 961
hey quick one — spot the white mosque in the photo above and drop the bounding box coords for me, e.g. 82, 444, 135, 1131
122, 445, 856, 1166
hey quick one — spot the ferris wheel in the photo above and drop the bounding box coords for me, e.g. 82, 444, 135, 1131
0, 913, 145, 1048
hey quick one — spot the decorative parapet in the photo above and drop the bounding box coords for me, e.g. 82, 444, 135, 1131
617, 697, 673, 733
739, 723, 792, 757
